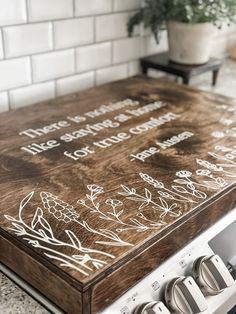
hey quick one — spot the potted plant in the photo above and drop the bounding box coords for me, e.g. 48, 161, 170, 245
128, 0, 236, 65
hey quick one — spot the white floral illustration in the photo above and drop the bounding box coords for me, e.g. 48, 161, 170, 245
140, 172, 197, 203
5, 192, 115, 277
173, 170, 207, 199
119, 185, 182, 219
198, 155, 236, 178
78, 184, 167, 233
40, 190, 132, 247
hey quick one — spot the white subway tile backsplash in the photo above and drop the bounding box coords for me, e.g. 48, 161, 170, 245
10, 81, 55, 109
0, 31, 4, 59
32, 50, 75, 83
76, 42, 111, 73
0, 57, 31, 91
0, 0, 232, 112
0, 0, 26, 26
0, 92, 9, 112
57, 72, 94, 96
96, 13, 129, 42
75, 0, 112, 16
3, 23, 53, 58
211, 37, 228, 58
54, 18, 94, 49
113, 37, 142, 63
142, 33, 168, 56
113, 0, 142, 12
128, 60, 140, 77
228, 33, 236, 51
28, 0, 73, 22
96, 64, 128, 85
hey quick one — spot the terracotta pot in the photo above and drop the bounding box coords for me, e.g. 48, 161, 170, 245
167, 20, 216, 65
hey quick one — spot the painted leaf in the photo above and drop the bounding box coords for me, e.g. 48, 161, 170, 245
202, 180, 220, 189
11, 222, 25, 232
186, 183, 195, 191
172, 185, 188, 194
99, 228, 121, 241
65, 230, 82, 249
159, 198, 168, 209
192, 190, 207, 199
4, 215, 17, 222
38, 228, 48, 239
216, 177, 227, 186
38, 216, 53, 236
174, 179, 189, 185
169, 203, 178, 210
19, 191, 34, 218
127, 196, 145, 202
31, 207, 43, 229
170, 210, 182, 217
120, 185, 132, 193
216, 163, 235, 168
139, 202, 149, 210
117, 210, 124, 217
145, 188, 152, 200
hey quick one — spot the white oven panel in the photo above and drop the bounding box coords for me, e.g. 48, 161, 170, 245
101, 207, 236, 314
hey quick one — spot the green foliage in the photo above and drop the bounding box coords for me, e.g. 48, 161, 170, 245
128, 0, 236, 42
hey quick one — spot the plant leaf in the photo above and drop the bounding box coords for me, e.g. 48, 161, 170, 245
38, 215, 53, 236
31, 207, 43, 229
65, 230, 82, 249
127, 196, 145, 202
159, 198, 168, 209
139, 202, 149, 210
11, 223, 25, 233
19, 191, 34, 218
99, 228, 121, 241
145, 188, 152, 200
169, 203, 178, 210
174, 179, 189, 185
117, 210, 124, 217
4, 215, 17, 222
172, 185, 188, 194
120, 185, 132, 193
216, 177, 227, 186
192, 190, 207, 199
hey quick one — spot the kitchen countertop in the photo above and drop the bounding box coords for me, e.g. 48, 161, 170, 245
0, 273, 49, 314
1, 57, 236, 314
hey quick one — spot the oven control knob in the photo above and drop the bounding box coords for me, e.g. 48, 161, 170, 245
165, 276, 208, 314
192, 254, 234, 295
134, 301, 171, 314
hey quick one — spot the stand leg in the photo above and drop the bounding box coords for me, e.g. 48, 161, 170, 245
183, 75, 190, 85
212, 69, 219, 86
141, 64, 148, 75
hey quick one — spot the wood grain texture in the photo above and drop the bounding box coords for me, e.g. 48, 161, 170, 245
0, 76, 236, 313
91, 185, 236, 312
0, 235, 82, 314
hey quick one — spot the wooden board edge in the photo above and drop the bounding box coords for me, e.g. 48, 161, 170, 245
91, 185, 236, 313
0, 235, 83, 314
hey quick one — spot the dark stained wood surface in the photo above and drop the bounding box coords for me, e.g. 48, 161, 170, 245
0, 76, 236, 313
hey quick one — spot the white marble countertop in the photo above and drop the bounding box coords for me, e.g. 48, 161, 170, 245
0, 272, 49, 314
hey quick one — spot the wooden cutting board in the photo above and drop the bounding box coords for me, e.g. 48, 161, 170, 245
0, 76, 236, 313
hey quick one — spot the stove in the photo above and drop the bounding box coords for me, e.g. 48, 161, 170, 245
102, 207, 236, 314
0, 77, 236, 313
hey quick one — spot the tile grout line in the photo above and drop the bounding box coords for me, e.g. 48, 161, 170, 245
1, 27, 6, 60
0, 9, 142, 29
0, 34, 144, 62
